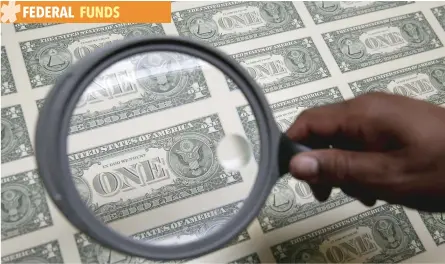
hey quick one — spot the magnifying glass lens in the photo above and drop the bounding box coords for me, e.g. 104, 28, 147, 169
66, 51, 260, 248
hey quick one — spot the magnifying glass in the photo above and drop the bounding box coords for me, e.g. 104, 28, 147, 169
35, 36, 316, 261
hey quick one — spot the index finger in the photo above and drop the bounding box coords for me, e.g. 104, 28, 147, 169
286, 101, 353, 147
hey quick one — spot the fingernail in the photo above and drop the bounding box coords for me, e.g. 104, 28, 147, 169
290, 155, 319, 181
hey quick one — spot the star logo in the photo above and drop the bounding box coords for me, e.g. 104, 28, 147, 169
1, 1, 21, 23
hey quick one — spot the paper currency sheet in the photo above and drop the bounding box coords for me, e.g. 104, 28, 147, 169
2, 1, 445, 263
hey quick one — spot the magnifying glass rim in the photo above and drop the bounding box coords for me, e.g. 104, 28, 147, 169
35, 36, 281, 260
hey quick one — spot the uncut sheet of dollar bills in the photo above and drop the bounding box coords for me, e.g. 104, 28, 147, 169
2, 1, 445, 263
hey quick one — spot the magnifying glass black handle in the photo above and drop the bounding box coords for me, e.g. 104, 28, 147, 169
278, 133, 311, 176
279, 133, 334, 201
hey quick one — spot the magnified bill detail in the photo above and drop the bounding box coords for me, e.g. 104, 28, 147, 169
68, 51, 211, 134
66, 51, 260, 247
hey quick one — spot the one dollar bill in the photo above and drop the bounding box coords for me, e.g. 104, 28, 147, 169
1, 46, 17, 96
272, 204, 425, 263
172, 1, 304, 47
228, 38, 330, 94
349, 57, 445, 105
1, 170, 53, 241
75, 201, 250, 264
304, 1, 413, 24
20, 23, 165, 89
237, 88, 354, 233
2, 240, 64, 263
324, 12, 443, 73
432, 5, 445, 32
69, 114, 242, 223
36, 51, 211, 135
1, 105, 34, 164
418, 212, 445, 246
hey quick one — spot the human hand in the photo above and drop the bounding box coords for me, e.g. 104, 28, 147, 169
287, 92, 445, 212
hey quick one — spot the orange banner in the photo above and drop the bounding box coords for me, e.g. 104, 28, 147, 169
0, 1, 171, 23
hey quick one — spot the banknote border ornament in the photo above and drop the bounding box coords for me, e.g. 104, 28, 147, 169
1, 104, 34, 164
418, 211, 445, 246
431, 5, 445, 32
35, 35, 302, 260
1, 46, 17, 96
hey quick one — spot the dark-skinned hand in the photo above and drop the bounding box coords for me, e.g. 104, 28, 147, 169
287, 92, 445, 212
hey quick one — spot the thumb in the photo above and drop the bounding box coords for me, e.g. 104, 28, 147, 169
289, 149, 395, 187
